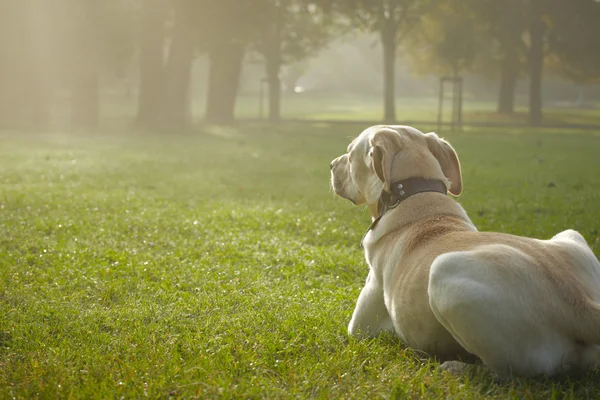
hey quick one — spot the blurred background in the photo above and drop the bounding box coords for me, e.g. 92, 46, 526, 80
1, 0, 599, 131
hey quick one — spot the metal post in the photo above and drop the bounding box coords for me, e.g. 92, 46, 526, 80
259, 78, 264, 119
457, 77, 463, 130
437, 78, 444, 132
452, 77, 458, 131
438, 76, 464, 132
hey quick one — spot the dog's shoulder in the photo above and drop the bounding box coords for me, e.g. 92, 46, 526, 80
402, 214, 472, 254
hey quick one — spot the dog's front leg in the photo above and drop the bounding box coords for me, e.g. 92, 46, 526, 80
348, 271, 394, 338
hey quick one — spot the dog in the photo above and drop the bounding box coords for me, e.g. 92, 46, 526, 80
330, 125, 600, 377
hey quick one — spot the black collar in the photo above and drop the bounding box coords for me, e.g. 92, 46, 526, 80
361, 178, 448, 247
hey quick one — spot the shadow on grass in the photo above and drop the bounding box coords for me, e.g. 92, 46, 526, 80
367, 332, 600, 398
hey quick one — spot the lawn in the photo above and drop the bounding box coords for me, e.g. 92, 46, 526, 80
94, 92, 600, 127
233, 92, 600, 127
1, 123, 599, 399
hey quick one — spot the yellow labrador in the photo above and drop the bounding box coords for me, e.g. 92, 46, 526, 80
330, 125, 600, 377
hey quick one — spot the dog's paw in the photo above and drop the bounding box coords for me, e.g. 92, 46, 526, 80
439, 360, 509, 382
438, 360, 473, 375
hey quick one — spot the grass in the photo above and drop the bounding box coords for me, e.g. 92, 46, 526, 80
1, 122, 600, 398
232, 92, 600, 127
58, 92, 600, 128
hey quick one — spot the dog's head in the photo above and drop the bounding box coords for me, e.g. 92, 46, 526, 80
330, 125, 462, 212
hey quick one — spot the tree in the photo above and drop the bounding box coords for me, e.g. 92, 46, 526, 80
0, 0, 60, 129
201, 1, 256, 124
253, 0, 338, 121
163, 0, 196, 127
62, 0, 138, 130
136, 0, 167, 127
136, 0, 197, 129
469, 0, 593, 123
259, 0, 285, 122
134, 0, 343, 126
67, 0, 102, 129
525, 0, 549, 126
469, 0, 550, 124
547, 0, 600, 104
0, 0, 162, 131
467, 0, 527, 115
318, 0, 433, 123
205, 37, 246, 124
403, 1, 485, 78
494, 4, 526, 115
376, 0, 432, 122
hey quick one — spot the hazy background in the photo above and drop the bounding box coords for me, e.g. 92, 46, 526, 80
1, 0, 599, 131
2, 3, 600, 397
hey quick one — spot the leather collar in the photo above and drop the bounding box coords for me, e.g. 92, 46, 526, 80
361, 177, 448, 247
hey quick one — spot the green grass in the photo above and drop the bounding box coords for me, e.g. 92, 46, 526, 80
1, 123, 600, 399
56, 92, 600, 128
231, 93, 600, 126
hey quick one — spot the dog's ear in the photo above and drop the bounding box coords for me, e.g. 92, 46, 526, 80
369, 128, 402, 191
425, 132, 462, 196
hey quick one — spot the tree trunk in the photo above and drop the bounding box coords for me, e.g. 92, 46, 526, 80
136, 0, 166, 128
528, 11, 545, 126
28, 1, 53, 129
0, 54, 24, 128
30, 78, 51, 129
265, 0, 284, 122
205, 41, 245, 124
266, 57, 281, 122
72, 59, 99, 129
497, 45, 518, 115
0, 1, 52, 129
71, 0, 99, 130
380, 19, 397, 124
576, 85, 585, 108
163, 3, 195, 128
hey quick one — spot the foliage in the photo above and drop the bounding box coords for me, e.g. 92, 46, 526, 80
51, 0, 140, 84
2, 0, 600, 127
402, 0, 600, 85
402, 0, 487, 77
546, 0, 600, 84
319, 0, 431, 37
1, 124, 599, 398
194, 0, 259, 49
100, 0, 140, 79
255, 1, 343, 67
463, 0, 528, 79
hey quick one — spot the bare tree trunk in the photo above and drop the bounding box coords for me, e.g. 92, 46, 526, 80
0, 1, 52, 129
72, 58, 99, 129
266, 57, 281, 122
528, 8, 545, 126
163, 1, 195, 128
0, 39, 24, 127
28, 1, 54, 129
0, 68, 17, 127
497, 45, 518, 115
0, 1, 12, 126
265, 0, 284, 122
30, 78, 51, 128
71, 1, 99, 129
205, 41, 245, 124
381, 18, 397, 123
576, 85, 585, 108
136, 0, 166, 128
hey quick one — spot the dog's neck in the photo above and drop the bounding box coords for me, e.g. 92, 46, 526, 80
378, 178, 448, 218
361, 177, 449, 247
